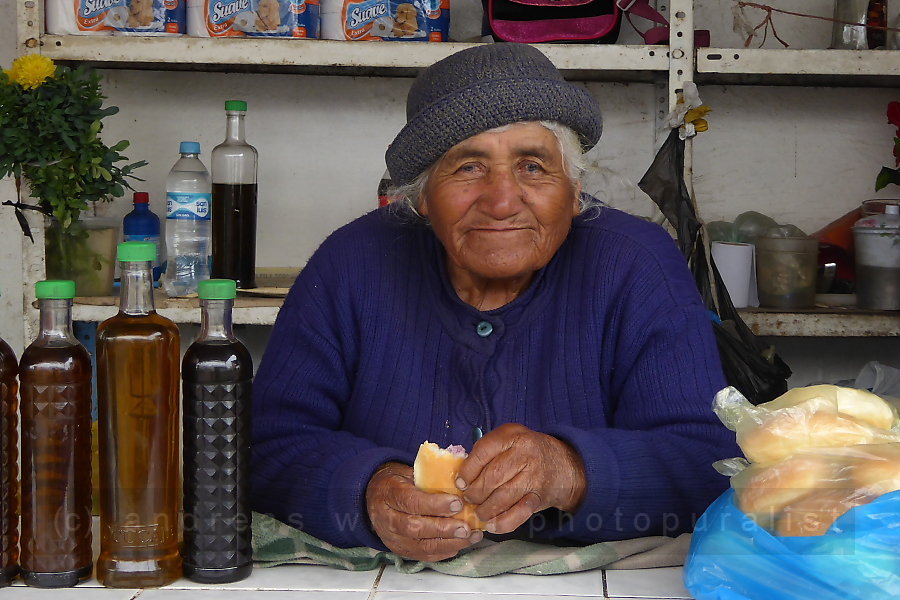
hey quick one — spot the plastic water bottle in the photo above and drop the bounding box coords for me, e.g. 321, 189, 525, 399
123, 191, 164, 282
163, 141, 211, 297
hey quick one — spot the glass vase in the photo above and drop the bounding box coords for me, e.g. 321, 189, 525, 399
45, 216, 119, 297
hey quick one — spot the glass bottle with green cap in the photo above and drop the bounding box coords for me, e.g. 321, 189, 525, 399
0, 296, 18, 588
19, 280, 93, 587
211, 100, 258, 290
181, 278, 253, 583
96, 242, 182, 588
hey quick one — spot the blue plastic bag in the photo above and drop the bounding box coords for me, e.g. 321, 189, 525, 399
684, 489, 900, 600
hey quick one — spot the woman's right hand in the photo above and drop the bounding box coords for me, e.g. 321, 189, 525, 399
365, 462, 484, 561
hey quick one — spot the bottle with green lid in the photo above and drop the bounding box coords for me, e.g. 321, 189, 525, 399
211, 100, 258, 290
0, 288, 19, 588
96, 242, 182, 587
19, 280, 93, 587
182, 278, 253, 583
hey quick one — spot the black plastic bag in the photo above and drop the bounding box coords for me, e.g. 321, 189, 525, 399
638, 129, 791, 405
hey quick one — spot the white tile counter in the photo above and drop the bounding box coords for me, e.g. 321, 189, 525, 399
1, 563, 694, 599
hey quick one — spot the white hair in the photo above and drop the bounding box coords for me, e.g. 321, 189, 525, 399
386, 121, 603, 220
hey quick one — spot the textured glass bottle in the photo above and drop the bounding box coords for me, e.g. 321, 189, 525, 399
182, 279, 253, 583
19, 280, 93, 587
211, 100, 258, 289
0, 329, 18, 588
96, 242, 182, 587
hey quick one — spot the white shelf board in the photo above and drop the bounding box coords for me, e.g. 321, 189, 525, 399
65, 296, 900, 335
70, 295, 282, 325
36, 36, 669, 75
739, 308, 900, 337
698, 48, 900, 81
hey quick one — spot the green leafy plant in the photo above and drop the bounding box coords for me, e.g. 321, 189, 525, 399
875, 100, 900, 192
0, 54, 146, 236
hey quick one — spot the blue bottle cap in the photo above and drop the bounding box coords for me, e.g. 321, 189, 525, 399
180, 141, 201, 154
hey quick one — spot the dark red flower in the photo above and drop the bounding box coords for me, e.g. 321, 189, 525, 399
888, 101, 900, 128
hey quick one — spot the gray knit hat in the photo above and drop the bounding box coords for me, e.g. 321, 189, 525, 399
385, 43, 603, 186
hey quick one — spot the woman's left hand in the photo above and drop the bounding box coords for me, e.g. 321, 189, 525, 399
455, 423, 587, 534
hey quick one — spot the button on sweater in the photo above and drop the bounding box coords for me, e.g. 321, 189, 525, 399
251, 205, 738, 549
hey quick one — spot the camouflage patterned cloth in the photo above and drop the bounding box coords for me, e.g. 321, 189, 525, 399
251, 512, 691, 577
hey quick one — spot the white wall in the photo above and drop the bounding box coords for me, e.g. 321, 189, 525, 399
0, 2, 23, 355
1, 0, 898, 384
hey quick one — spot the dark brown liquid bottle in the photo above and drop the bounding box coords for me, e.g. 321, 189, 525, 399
211, 100, 258, 289
96, 242, 182, 588
19, 280, 93, 587
182, 279, 252, 583
0, 331, 18, 588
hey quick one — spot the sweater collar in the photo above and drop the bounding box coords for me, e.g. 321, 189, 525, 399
418, 221, 570, 352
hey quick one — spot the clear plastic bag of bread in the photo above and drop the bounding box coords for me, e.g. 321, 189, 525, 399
711, 384, 900, 536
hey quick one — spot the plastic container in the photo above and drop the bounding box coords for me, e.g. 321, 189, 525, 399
97, 242, 182, 588
0, 329, 18, 588
755, 235, 819, 308
182, 279, 253, 583
163, 141, 211, 297
853, 204, 900, 310
123, 191, 164, 281
211, 101, 258, 289
19, 280, 93, 587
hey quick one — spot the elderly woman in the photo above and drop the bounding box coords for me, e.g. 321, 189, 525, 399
251, 43, 738, 562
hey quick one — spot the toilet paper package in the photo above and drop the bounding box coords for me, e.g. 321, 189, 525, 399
110, 0, 186, 35
46, 0, 185, 35
320, 0, 449, 41
187, 0, 319, 38
46, 0, 114, 34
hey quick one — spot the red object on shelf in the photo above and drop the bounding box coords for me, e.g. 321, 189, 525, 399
811, 206, 861, 254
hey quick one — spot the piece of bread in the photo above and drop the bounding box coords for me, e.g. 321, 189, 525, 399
738, 409, 875, 464
413, 442, 486, 530
765, 385, 896, 431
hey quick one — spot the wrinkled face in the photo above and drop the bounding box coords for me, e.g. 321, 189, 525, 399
420, 122, 581, 285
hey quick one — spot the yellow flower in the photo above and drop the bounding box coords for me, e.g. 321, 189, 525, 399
8, 54, 56, 90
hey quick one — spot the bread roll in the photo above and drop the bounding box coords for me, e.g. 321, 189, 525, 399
765, 384, 896, 430
735, 454, 836, 529
738, 410, 875, 464
775, 489, 864, 537
851, 443, 900, 497
413, 442, 487, 530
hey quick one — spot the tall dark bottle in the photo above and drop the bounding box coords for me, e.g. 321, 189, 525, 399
0, 329, 18, 588
96, 242, 182, 588
182, 279, 252, 583
19, 280, 93, 587
211, 100, 258, 289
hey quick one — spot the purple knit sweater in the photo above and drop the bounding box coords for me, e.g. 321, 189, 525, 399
251, 205, 738, 549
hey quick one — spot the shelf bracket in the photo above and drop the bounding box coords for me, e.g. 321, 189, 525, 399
18, 0, 42, 54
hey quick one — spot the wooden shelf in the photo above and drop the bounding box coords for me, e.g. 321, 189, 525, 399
35, 36, 670, 80
65, 294, 900, 335
70, 293, 282, 326
739, 307, 900, 337
697, 48, 900, 87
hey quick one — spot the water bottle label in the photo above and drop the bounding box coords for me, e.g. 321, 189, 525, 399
166, 192, 211, 220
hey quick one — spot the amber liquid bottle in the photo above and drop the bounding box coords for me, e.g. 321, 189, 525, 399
96, 242, 182, 588
0, 332, 18, 588
19, 280, 93, 587
182, 279, 253, 583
